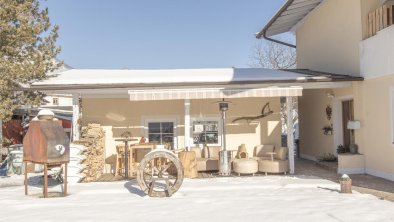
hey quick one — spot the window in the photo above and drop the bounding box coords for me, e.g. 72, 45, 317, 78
148, 122, 174, 148
52, 97, 59, 105
192, 120, 219, 145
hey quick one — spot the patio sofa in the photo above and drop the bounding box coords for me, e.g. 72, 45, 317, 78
258, 147, 289, 175
252, 144, 275, 161
190, 146, 221, 172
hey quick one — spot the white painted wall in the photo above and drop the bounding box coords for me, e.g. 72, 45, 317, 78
43, 95, 73, 106
360, 25, 394, 79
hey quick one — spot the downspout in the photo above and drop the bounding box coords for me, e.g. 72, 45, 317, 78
255, 0, 296, 48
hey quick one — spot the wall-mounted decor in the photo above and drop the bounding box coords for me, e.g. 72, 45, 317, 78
322, 124, 333, 135
232, 102, 273, 123
326, 105, 332, 121
322, 105, 333, 135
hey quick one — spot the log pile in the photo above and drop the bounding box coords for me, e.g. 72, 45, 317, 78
74, 123, 105, 182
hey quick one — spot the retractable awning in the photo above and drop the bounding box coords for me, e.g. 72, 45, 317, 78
256, 0, 324, 47
128, 87, 302, 101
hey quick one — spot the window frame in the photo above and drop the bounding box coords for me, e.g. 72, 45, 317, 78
52, 97, 59, 106
144, 117, 178, 149
190, 116, 221, 147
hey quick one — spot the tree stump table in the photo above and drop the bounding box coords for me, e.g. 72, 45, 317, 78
178, 151, 198, 179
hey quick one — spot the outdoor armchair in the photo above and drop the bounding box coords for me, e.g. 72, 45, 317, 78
252, 144, 275, 161
258, 147, 289, 175
190, 146, 221, 172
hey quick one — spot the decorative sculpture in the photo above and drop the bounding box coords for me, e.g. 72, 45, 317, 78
232, 102, 274, 123
137, 149, 184, 197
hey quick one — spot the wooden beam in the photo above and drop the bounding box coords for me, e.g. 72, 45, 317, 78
376, 8, 380, 32
372, 11, 376, 36
370, 12, 372, 36
380, 7, 383, 30
383, 5, 388, 28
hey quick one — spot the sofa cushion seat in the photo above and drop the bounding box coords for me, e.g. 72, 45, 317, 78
273, 147, 288, 161
251, 156, 271, 161
253, 145, 275, 158
196, 157, 219, 171
258, 159, 289, 174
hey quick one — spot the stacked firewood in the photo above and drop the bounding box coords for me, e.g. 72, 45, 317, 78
75, 123, 105, 182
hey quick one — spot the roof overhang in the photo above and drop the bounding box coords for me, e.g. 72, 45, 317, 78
22, 68, 362, 99
256, 0, 324, 48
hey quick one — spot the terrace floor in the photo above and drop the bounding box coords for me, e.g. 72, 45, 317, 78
295, 158, 394, 201
1, 174, 394, 221
2, 158, 394, 202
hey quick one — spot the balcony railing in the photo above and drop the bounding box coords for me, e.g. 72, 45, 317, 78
367, 3, 394, 38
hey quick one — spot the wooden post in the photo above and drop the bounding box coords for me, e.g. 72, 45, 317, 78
368, 13, 373, 37
378, 7, 384, 30
43, 164, 48, 198
375, 9, 380, 33
383, 5, 388, 28
286, 97, 295, 174
64, 163, 68, 196
24, 161, 28, 195
372, 11, 376, 35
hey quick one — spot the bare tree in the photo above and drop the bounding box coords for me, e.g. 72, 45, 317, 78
249, 40, 296, 69
249, 39, 298, 149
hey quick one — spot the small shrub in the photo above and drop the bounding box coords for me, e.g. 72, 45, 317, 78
337, 144, 350, 154
318, 153, 337, 162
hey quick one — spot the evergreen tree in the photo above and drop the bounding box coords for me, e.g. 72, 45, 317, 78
0, 0, 61, 120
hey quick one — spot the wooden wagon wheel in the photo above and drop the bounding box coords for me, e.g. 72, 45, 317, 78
137, 150, 184, 197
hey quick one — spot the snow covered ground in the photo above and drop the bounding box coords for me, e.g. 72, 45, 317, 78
1, 176, 394, 222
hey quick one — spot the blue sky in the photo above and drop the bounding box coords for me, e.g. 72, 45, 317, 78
43, 0, 286, 69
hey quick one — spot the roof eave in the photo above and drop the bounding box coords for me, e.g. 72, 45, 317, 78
21, 78, 362, 91
255, 0, 297, 48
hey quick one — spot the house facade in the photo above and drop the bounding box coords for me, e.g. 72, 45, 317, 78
258, 0, 394, 181
29, 67, 361, 174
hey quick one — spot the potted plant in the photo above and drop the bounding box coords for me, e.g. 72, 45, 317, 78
322, 125, 333, 135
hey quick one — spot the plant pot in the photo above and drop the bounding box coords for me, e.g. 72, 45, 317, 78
349, 144, 358, 154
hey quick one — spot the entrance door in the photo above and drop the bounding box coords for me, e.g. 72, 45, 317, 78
342, 100, 354, 147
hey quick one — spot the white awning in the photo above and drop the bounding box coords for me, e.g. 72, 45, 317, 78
128, 87, 302, 101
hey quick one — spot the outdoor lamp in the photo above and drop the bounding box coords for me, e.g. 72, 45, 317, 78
347, 120, 360, 130
217, 99, 232, 176
217, 99, 232, 150
219, 102, 229, 112
347, 120, 360, 154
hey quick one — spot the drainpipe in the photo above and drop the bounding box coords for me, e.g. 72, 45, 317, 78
255, 0, 296, 48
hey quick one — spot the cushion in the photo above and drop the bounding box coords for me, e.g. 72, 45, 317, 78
258, 159, 289, 173
274, 147, 288, 161
196, 158, 218, 171
253, 145, 274, 157
203, 146, 221, 159
190, 147, 202, 158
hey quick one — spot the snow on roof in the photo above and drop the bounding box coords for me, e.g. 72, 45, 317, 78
32, 68, 332, 88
